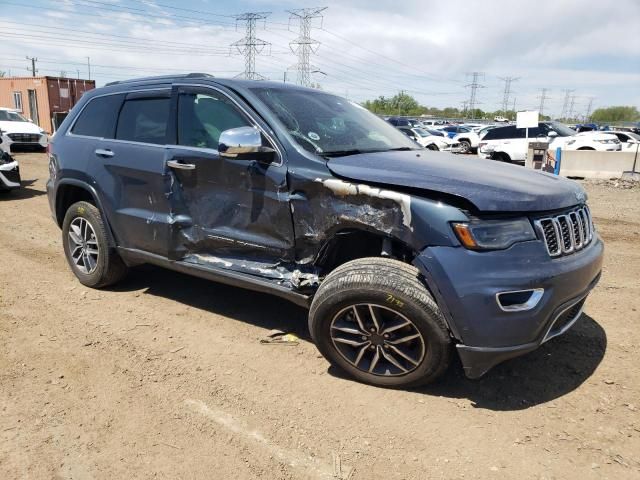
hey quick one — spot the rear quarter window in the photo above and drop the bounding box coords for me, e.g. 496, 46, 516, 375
71, 94, 124, 138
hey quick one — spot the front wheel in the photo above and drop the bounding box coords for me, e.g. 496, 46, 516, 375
309, 258, 452, 388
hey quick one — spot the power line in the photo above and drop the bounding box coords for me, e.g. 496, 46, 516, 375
498, 76, 520, 115
287, 7, 326, 87
231, 12, 272, 80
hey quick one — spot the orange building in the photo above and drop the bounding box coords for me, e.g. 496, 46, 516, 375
0, 76, 96, 134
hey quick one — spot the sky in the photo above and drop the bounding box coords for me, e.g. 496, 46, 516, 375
1, 0, 639, 118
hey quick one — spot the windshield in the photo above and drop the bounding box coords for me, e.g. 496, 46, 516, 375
546, 121, 576, 137
0, 110, 28, 122
626, 132, 640, 141
251, 87, 419, 156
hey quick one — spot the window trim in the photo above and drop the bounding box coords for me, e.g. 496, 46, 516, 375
67, 88, 171, 142
170, 83, 283, 166
65, 84, 283, 166
115, 94, 172, 145
12, 91, 23, 112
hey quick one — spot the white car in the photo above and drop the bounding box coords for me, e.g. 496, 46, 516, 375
452, 129, 482, 154
607, 130, 640, 151
494, 116, 509, 123
477, 122, 621, 165
398, 127, 463, 153
0, 108, 48, 153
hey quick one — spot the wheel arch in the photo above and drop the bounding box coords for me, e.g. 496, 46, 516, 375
314, 228, 418, 276
55, 180, 117, 246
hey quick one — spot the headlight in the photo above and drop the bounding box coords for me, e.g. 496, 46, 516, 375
452, 218, 536, 250
596, 139, 615, 144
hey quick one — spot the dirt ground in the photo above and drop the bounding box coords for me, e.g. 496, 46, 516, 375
1, 152, 639, 480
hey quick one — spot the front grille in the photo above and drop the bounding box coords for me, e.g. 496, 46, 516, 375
534, 206, 593, 257
8, 133, 41, 143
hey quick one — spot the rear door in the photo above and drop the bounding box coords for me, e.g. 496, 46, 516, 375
90, 88, 174, 256
164, 85, 295, 264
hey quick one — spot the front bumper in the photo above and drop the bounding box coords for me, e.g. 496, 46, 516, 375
0, 160, 21, 190
0, 133, 48, 153
414, 235, 604, 378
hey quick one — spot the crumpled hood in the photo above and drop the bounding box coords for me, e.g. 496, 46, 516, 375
0, 120, 43, 134
327, 150, 586, 212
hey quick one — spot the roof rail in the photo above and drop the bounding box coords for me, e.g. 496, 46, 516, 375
105, 73, 214, 87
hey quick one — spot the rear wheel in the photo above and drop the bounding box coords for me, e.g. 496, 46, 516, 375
459, 139, 471, 154
309, 258, 452, 388
427, 144, 439, 151
62, 201, 128, 288
493, 152, 512, 163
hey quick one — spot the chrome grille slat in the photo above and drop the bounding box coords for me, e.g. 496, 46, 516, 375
534, 206, 594, 258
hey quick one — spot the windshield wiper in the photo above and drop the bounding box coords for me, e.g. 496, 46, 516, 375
322, 149, 368, 157
323, 147, 417, 158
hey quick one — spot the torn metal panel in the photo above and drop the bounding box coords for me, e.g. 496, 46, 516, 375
164, 147, 296, 263
287, 168, 467, 264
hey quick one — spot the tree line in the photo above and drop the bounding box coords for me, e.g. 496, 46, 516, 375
361, 92, 640, 123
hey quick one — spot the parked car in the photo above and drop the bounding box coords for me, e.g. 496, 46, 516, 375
398, 126, 462, 152
0, 146, 21, 191
47, 74, 603, 387
386, 116, 421, 128
478, 122, 620, 165
494, 116, 509, 123
0, 107, 48, 153
438, 125, 472, 139
607, 130, 640, 151
452, 129, 482, 154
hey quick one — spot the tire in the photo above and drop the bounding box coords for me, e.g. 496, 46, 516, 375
459, 139, 471, 154
577, 147, 595, 150
62, 201, 128, 288
309, 257, 452, 388
427, 144, 439, 151
493, 152, 512, 163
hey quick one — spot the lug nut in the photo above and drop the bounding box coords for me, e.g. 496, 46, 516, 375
361, 336, 367, 340
369, 345, 375, 350
383, 333, 389, 339
370, 328, 376, 332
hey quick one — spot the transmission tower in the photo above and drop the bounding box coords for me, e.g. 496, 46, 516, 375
498, 76, 519, 115
231, 12, 271, 80
584, 97, 595, 121
537, 88, 550, 115
288, 7, 327, 87
560, 89, 575, 120
568, 95, 577, 121
465, 72, 485, 119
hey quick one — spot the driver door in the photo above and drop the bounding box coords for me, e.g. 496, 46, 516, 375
165, 85, 295, 264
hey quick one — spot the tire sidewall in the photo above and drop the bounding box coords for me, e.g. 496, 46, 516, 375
311, 284, 450, 388
62, 202, 109, 287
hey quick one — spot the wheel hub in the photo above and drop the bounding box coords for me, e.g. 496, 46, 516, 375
330, 303, 426, 377
68, 217, 99, 275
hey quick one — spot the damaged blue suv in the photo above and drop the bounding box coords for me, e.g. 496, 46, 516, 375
47, 74, 603, 387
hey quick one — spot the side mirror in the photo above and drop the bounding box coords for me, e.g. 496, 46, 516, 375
547, 131, 558, 138
218, 126, 276, 161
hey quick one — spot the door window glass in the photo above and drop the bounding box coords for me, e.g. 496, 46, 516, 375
116, 97, 170, 144
177, 92, 251, 149
72, 94, 124, 138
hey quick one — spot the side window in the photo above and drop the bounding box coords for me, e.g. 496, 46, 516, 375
177, 92, 251, 149
116, 97, 170, 145
71, 94, 124, 138
484, 127, 510, 140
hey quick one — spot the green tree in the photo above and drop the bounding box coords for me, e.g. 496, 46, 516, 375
591, 106, 640, 123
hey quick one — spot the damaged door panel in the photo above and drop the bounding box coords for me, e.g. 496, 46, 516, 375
166, 86, 296, 279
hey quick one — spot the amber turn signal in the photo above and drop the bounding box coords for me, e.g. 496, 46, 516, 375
452, 223, 478, 249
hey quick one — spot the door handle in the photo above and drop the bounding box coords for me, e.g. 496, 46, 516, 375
167, 160, 196, 170
95, 148, 114, 158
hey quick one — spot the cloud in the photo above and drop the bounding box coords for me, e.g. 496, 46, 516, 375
1, 0, 638, 114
